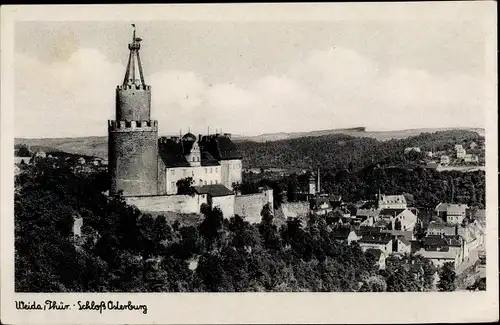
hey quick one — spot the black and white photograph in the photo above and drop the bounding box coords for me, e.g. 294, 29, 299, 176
1, 3, 498, 324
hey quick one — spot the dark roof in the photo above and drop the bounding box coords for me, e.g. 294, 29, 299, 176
193, 184, 234, 197
182, 132, 197, 141
359, 234, 392, 245
397, 235, 411, 246
381, 229, 413, 241
423, 235, 448, 247
199, 134, 242, 160
379, 208, 405, 217
359, 226, 382, 235
158, 138, 221, 168
200, 152, 220, 166
158, 145, 190, 168
332, 227, 353, 240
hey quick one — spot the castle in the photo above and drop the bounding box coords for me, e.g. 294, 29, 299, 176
108, 28, 269, 221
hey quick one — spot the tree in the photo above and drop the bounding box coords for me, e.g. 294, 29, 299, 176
16, 144, 31, 157
176, 177, 195, 195
199, 204, 224, 250
437, 262, 456, 292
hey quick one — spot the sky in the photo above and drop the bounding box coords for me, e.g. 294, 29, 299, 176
14, 19, 490, 138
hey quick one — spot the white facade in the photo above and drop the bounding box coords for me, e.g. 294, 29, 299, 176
220, 159, 243, 190
165, 166, 223, 194
456, 147, 466, 159
359, 240, 393, 255
440, 155, 450, 165
394, 209, 418, 231
416, 249, 460, 269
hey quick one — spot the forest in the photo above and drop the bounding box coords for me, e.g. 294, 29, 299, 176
14, 159, 457, 293
241, 165, 485, 212
237, 129, 484, 171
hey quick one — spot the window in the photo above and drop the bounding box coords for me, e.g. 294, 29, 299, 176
183, 169, 187, 176
171, 169, 175, 175
204, 168, 207, 173
210, 180, 213, 185
204, 181, 207, 185
215, 180, 218, 184
171, 182, 175, 189
216, 167, 218, 173
210, 168, 213, 173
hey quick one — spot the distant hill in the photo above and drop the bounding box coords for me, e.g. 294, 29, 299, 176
238, 127, 485, 142
15, 127, 484, 161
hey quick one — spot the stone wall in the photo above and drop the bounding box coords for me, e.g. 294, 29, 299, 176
126, 194, 207, 214
234, 189, 273, 224
276, 202, 310, 219
212, 195, 235, 219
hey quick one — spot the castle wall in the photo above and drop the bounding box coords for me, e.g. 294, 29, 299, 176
212, 195, 235, 219
116, 85, 152, 121
220, 159, 243, 190
234, 189, 273, 224
276, 202, 310, 219
126, 194, 207, 214
109, 120, 158, 196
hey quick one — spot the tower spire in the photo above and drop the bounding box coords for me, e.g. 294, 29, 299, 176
123, 24, 146, 87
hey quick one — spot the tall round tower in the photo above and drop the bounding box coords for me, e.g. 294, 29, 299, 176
109, 26, 158, 196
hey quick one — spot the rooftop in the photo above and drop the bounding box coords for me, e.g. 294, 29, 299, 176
359, 234, 392, 245
193, 184, 234, 197
416, 248, 458, 260
379, 194, 407, 205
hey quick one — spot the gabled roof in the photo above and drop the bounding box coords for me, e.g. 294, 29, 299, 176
381, 229, 414, 241
427, 222, 456, 236
200, 152, 220, 166
193, 184, 234, 197
447, 204, 468, 215
199, 134, 242, 160
331, 227, 355, 240
359, 234, 392, 245
435, 203, 468, 214
397, 235, 411, 246
379, 194, 407, 205
379, 208, 406, 217
158, 137, 222, 168
423, 235, 448, 247
356, 208, 380, 218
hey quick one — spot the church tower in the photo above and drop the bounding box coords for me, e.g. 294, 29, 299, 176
109, 26, 158, 196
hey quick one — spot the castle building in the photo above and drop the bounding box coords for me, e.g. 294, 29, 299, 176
109, 28, 242, 198
107, 28, 264, 220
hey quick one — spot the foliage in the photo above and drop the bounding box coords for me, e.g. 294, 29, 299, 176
15, 144, 32, 157
238, 130, 483, 171
15, 157, 451, 293
176, 177, 195, 196
437, 262, 457, 292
